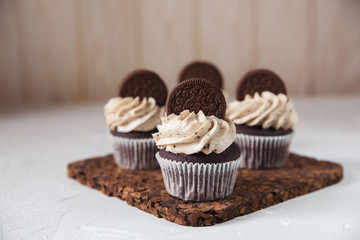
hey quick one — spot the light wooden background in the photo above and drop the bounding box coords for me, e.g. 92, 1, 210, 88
1, 0, 360, 105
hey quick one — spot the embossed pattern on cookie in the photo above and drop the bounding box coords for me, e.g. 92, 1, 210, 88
167, 78, 226, 119
119, 69, 168, 106
236, 69, 287, 101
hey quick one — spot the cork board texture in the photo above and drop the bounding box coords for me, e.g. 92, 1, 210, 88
67, 153, 343, 226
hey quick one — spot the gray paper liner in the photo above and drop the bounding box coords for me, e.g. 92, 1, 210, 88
109, 134, 159, 169
156, 152, 241, 201
234, 133, 293, 169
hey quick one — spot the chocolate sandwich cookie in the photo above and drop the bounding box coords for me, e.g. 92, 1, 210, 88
119, 69, 168, 106
178, 61, 223, 89
166, 78, 226, 119
236, 69, 287, 101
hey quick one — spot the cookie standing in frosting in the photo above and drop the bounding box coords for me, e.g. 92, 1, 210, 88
178, 61, 223, 89
153, 110, 235, 155
178, 61, 231, 101
157, 78, 234, 155
167, 78, 226, 119
236, 69, 286, 101
226, 91, 298, 130
105, 69, 168, 134
119, 69, 168, 106
104, 96, 164, 133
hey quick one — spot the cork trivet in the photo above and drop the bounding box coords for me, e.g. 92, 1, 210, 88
67, 153, 343, 227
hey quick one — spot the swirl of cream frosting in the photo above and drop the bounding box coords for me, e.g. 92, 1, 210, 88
152, 110, 235, 155
226, 91, 298, 130
104, 96, 164, 132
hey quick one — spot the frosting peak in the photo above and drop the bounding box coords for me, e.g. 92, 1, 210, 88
104, 96, 164, 132
153, 110, 235, 155
226, 91, 298, 130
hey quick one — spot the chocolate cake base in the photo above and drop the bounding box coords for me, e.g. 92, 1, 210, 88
158, 142, 240, 164
235, 124, 293, 136
67, 153, 343, 227
110, 128, 157, 139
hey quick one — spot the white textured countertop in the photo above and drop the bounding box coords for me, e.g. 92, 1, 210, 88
1, 95, 360, 240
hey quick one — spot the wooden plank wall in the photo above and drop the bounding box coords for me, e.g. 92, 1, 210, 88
1, 0, 360, 105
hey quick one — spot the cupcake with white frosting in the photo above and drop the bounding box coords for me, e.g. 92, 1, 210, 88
226, 69, 298, 169
153, 78, 241, 201
104, 69, 167, 169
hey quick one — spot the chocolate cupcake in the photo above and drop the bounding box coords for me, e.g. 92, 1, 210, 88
153, 78, 241, 201
178, 61, 229, 100
226, 69, 298, 169
104, 69, 167, 169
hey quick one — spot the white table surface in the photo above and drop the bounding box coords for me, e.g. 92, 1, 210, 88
1, 95, 360, 240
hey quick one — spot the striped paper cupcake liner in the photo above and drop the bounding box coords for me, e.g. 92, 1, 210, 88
109, 134, 159, 170
156, 152, 241, 201
234, 133, 293, 169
